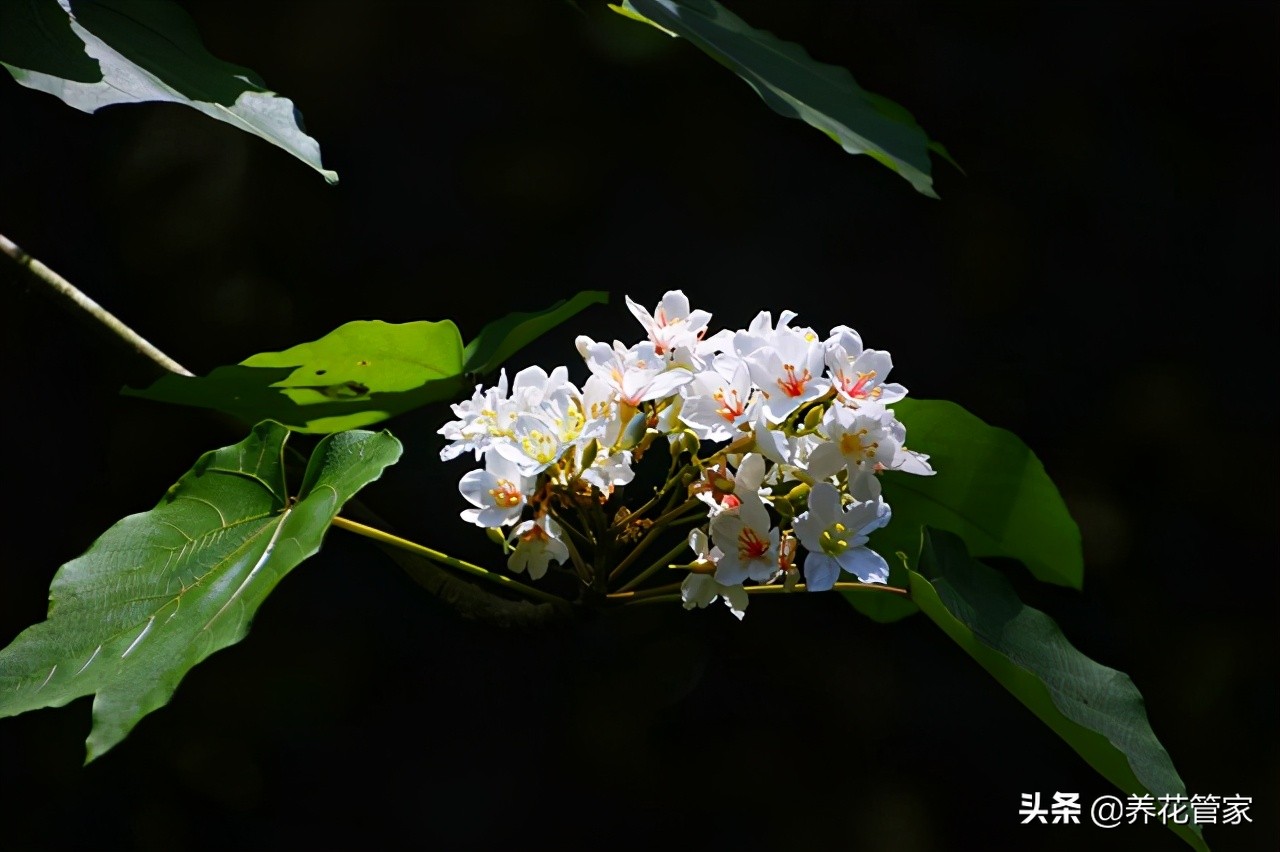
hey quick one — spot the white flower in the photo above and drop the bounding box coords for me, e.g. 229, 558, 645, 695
739, 324, 830, 424
680, 528, 747, 619
751, 408, 822, 477
824, 326, 907, 407
438, 369, 515, 461
710, 490, 780, 585
678, 355, 757, 441
508, 364, 575, 407
573, 441, 635, 492
806, 403, 901, 498
578, 338, 693, 407
731, 308, 801, 357
626, 291, 713, 355
493, 412, 571, 475
792, 482, 891, 590
681, 574, 748, 620
457, 453, 533, 528
508, 517, 569, 580
692, 453, 768, 517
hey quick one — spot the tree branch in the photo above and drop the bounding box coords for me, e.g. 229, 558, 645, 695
1, 232, 192, 377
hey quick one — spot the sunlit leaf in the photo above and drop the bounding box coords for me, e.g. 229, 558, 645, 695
126, 294, 607, 433
613, 0, 949, 196
0, 422, 402, 760
124, 320, 468, 433
911, 528, 1205, 852
0, 0, 337, 183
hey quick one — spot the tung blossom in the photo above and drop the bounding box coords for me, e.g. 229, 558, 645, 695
739, 324, 830, 424
807, 403, 902, 499
626, 291, 712, 355
577, 338, 693, 407
680, 528, 747, 619
792, 482, 891, 590
679, 355, 756, 441
823, 325, 907, 407
508, 517, 569, 580
458, 453, 533, 528
710, 490, 780, 585
436, 289, 933, 622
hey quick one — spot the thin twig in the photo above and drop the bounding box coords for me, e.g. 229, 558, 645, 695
609, 581, 910, 606
331, 516, 571, 610
1, 233, 575, 621
1, 232, 193, 376
615, 537, 692, 593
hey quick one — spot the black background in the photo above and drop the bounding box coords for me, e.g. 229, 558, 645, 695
0, 2, 1275, 850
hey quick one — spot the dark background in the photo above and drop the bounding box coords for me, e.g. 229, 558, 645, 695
0, 2, 1275, 850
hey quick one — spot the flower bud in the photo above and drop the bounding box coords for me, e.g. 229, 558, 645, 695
802, 403, 825, 433
785, 482, 811, 515
617, 409, 649, 451
579, 439, 599, 472
669, 429, 700, 458
485, 526, 511, 553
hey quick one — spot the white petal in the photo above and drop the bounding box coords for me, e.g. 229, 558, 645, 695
803, 553, 840, 592
840, 547, 889, 584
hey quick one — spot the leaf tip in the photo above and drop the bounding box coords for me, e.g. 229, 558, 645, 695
608, 3, 678, 37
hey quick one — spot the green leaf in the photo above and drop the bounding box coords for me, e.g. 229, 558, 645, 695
0, 0, 337, 183
124, 320, 470, 434
0, 422, 402, 760
879, 398, 1083, 589
910, 529, 1205, 852
462, 290, 609, 375
613, 0, 949, 197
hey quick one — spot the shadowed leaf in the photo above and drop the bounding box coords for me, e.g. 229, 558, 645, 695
0, 0, 336, 182
463, 290, 609, 376
613, 0, 950, 196
911, 528, 1205, 852
881, 398, 1083, 589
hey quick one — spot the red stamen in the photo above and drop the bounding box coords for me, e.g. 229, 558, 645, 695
776, 363, 811, 398
840, 369, 878, 400
713, 388, 746, 422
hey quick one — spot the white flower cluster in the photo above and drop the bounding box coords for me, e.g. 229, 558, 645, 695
438, 291, 934, 617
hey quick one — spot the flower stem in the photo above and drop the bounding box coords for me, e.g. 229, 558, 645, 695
607, 498, 704, 583
605, 582, 683, 602
609, 462, 692, 531
609, 580, 909, 607
747, 582, 909, 596
1, 232, 193, 377
616, 538, 693, 593
330, 516, 570, 609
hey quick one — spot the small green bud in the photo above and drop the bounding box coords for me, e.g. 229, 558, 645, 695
617, 410, 648, 451
802, 403, 825, 433
787, 482, 811, 513
673, 429, 700, 458
579, 439, 599, 471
